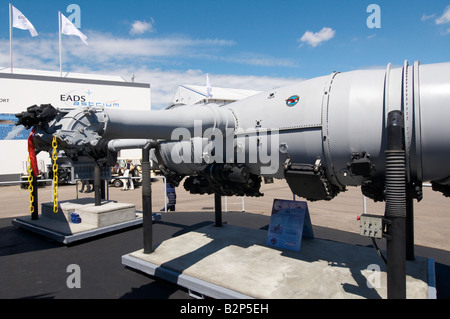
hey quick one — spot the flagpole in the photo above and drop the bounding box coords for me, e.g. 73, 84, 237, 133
9, 3, 13, 74
206, 73, 212, 102
59, 11, 62, 77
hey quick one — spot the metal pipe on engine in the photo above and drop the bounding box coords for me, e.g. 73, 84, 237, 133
103, 105, 236, 141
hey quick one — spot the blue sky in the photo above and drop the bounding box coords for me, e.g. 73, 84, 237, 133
1, 0, 450, 108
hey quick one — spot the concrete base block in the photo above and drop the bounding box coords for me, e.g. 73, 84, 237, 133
122, 224, 435, 299
42, 199, 136, 228
12, 198, 161, 244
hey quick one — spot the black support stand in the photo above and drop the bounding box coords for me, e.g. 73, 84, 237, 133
386, 217, 406, 298
101, 179, 106, 201
94, 163, 101, 206
142, 144, 153, 254
384, 110, 407, 299
214, 194, 222, 227
406, 189, 415, 261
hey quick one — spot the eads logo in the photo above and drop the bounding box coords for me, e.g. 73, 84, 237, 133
60, 94, 86, 102
286, 95, 299, 107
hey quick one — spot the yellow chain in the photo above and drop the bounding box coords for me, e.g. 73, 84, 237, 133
52, 136, 59, 213
27, 156, 34, 214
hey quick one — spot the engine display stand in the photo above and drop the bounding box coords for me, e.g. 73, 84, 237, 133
12, 198, 161, 244
122, 223, 435, 299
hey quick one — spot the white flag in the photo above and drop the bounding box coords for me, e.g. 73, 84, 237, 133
206, 74, 212, 98
12, 6, 38, 37
61, 13, 88, 45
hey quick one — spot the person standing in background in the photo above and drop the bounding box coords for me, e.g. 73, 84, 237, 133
122, 159, 135, 191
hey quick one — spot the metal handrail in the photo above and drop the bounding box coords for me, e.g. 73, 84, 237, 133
0, 179, 52, 185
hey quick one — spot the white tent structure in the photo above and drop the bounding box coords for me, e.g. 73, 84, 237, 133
165, 84, 261, 110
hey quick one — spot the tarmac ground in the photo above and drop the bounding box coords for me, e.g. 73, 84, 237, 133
0, 178, 449, 300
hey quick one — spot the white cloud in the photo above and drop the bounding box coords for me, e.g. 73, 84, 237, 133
192, 53, 298, 68
130, 19, 155, 35
421, 13, 436, 22
436, 6, 450, 25
1, 31, 236, 67
71, 67, 301, 109
227, 55, 297, 68
124, 68, 302, 109
87, 33, 235, 58
298, 27, 335, 47
0, 33, 302, 109
421, 7, 450, 35
1, 31, 300, 74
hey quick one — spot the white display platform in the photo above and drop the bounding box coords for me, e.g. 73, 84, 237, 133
122, 224, 435, 299
12, 198, 160, 244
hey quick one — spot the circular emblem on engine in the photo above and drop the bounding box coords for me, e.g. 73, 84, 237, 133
286, 95, 299, 107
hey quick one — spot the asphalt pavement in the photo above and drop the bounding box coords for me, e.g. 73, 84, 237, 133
0, 180, 448, 301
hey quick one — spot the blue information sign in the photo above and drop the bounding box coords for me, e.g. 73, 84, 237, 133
266, 199, 314, 252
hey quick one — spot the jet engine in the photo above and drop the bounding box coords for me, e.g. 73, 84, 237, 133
16, 61, 450, 202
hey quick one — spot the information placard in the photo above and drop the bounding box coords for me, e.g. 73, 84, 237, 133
266, 199, 314, 252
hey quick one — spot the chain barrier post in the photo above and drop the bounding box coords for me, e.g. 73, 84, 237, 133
27, 127, 39, 220
52, 136, 59, 214
27, 156, 38, 220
